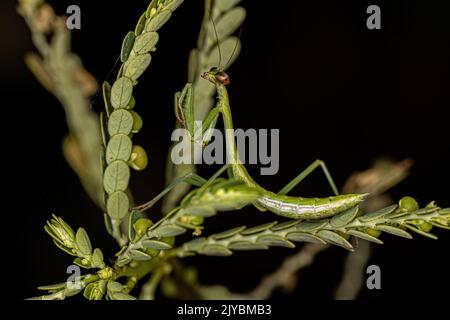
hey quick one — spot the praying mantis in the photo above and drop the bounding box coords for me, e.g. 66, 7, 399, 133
168, 69, 368, 220
137, 67, 367, 220
137, 18, 367, 220
199, 67, 367, 219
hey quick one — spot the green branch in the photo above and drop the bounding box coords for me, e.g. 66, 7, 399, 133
176, 197, 450, 256
101, 0, 185, 245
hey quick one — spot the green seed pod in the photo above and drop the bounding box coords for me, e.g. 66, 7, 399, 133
399, 196, 419, 212
133, 218, 153, 241
413, 220, 434, 232
181, 215, 204, 226
144, 248, 160, 257
336, 231, 351, 240
161, 236, 175, 247
128, 145, 148, 170
128, 96, 136, 109
130, 111, 143, 133
366, 228, 382, 238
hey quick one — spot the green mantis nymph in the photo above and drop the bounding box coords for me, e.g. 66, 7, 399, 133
168, 68, 367, 220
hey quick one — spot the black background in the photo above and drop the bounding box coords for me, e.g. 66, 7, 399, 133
3, 0, 449, 300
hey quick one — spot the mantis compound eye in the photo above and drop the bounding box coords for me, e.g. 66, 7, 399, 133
215, 71, 230, 85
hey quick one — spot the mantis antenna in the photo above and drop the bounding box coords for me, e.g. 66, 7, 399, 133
209, 13, 222, 69
89, 55, 121, 111
224, 23, 243, 70
209, 12, 244, 71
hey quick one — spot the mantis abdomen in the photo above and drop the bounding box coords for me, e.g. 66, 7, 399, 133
257, 192, 367, 219
233, 161, 366, 219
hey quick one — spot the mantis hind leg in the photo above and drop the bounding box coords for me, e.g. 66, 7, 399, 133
277, 159, 339, 196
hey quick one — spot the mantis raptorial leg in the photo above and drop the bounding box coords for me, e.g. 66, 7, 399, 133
198, 68, 367, 219
134, 172, 207, 212
134, 165, 231, 212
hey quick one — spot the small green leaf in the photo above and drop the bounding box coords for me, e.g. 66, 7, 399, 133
108, 109, 134, 136
129, 249, 152, 261
330, 206, 359, 228
414, 207, 440, 216
106, 190, 130, 220
91, 248, 105, 269
271, 220, 300, 231
376, 224, 412, 239
438, 208, 450, 216
404, 225, 438, 239
296, 220, 328, 232
106, 134, 132, 164
183, 238, 207, 251
103, 160, 130, 195
93, 280, 107, 300
198, 244, 232, 256
142, 239, 172, 250
241, 222, 278, 235
429, 219, 450, 230
100, 112, 109, 148
76, 228, 92, 256
134, 13, 147, 36
256, 234, 295, 248
121, 31, 135, 63
124, 53, 152, 81
211, 226, 246, 240
52, 239, 76, 256
359, 205, 397, 222
107, 281, 124, 293
110, 292, 137, 300
37, 282, 67, 291
111, 77, 133, 109
103, 213, 113, 235
154, 224, 186, 237
102, 81, 113, 117
165, 0, 184, 11
134, 32, 159, 55
228, 241, 268, 251
317, 230, 353, 250
145, 10, 172, 32
83, 283, 96, 300
346, 230, 384, 244
286, 232, 327, 244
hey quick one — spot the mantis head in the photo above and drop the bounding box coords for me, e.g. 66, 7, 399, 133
201, 67, 230, 86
